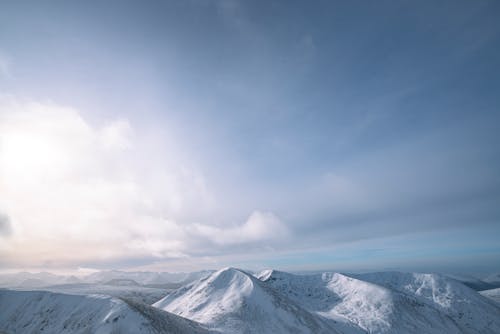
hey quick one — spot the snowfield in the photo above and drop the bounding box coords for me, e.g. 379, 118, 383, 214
2, 268, 500, 334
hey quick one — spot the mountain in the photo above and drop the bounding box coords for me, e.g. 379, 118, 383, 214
445, 273, 499, 291
260, 270, 464, 334
155, 268, 500, 334
0, 289, 212, 334
2, 268, 499, 334
0, 272, 67, 288
480, 287, 500, 304
104, 278, 141, 286
349, 271, 500, 333
483, 273, 500, 288
154, 267, 341, 334
82, 270, 213, 285
34, 283, 169, 305
0, 269, 213, 290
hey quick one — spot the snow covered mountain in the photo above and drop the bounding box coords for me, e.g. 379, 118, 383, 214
155, 268, 500, 334
38, 282, 169, 305
259, 270, 460, 333
2, 268, 500, 334
481, 287, 500, 304
82, 270, 213, 286
0, 289, 212, 334
350, 271, 500, 333
154, 267, 341, 334
0, 270, 213, 289
444, 273, 497, 291
0, 272, 78, 288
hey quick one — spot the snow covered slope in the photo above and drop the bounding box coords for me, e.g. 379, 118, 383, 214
155, 268, 500, 334
351, 272, 500, 333
444, 273, 497, 291
260, 270, 464, 334
0, 289, 212, 334
3, 269, 499, 334
154, 267, 341, 334
480, 287, 500, 304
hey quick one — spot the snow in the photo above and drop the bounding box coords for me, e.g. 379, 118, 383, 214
0, 289, 212, 334
351, 271, 500, 333
154, 267, 340, 334
156, 268, 500, 334
481, 287, 500, 304
0, 270, 213, 289
261, 270, 460, 333
35, 282, 169, 305
444, 273, 497, 291
2, 268, 500, 334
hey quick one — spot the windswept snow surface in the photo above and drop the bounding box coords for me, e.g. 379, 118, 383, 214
156, 268, 500, 334
0, 289, 212, 334
154, 268, 341, 334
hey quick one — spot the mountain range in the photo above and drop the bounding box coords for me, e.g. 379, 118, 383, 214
1, 267, 500, 333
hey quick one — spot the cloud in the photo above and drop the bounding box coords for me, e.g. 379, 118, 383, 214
0, 212, 12, 237
279, 117, 500, 248
0, 97, 289, 269
0, 97, 213, 266
192, 211, 289, 246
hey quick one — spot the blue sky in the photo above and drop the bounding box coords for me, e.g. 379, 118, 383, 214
0, 0, 499, 274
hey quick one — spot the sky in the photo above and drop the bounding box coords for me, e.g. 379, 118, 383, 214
0, 0, 499, 274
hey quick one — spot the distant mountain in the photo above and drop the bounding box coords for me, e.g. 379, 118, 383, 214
104, 278, 140, 286
0, 289, 212, 334
39, 282, 169, 305
82, 270, 213, 285
483, 273, 500, 288
480, 287, 500, 304
0, 271, 67, 288
444, 273, 500, 291
155, 268, 500, 334
0, 269, 213, 289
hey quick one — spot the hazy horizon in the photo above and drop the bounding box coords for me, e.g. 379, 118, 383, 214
1, 0, 500, 275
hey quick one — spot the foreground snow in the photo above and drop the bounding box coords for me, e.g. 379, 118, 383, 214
0, 289, 212, 334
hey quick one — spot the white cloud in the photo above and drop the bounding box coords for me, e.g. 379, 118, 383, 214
0, 97, 289, 269
192, 211, 289, 246
0, 98, 205, 266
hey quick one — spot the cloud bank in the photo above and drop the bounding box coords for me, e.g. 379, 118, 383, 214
0, 97, 288, 269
